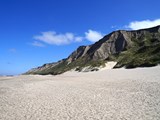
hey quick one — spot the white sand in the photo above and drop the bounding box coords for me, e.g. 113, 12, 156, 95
100, 61, 117, 70
0, 66, 160, 120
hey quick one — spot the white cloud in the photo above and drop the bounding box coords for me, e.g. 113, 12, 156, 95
126, 19, 160, 30
33, 29, 104, 45
75, 37, 83, 42
33, 31, 83, 45
31, 41, 45, 47
85, 29, 104, 42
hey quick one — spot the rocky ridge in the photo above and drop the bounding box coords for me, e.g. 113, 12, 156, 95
25, 25, 160, 75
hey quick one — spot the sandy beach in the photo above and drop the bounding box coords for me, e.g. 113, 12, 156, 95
0, 66, 160, 120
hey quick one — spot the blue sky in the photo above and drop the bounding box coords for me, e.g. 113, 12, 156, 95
0, 0, 160, 75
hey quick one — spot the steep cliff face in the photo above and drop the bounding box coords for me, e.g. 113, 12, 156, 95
67, 45, 91, 63
67, 30, 131, 62
25, 25, 160, 75
66, 25, 160, 62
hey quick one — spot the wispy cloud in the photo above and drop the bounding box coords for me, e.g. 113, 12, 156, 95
9, 48, 16, 53
75, 37, 83, 42
125, 19, 160, 30
85, 29, 104, 42
111, 25, 117, 29
31, 41, 45, 47
33, 29, 105, 45
33, 31, 83, 45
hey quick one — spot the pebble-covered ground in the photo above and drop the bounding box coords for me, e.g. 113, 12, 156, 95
0, 67, 160, 120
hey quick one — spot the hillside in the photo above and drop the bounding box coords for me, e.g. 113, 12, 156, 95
25, 25, 160, 75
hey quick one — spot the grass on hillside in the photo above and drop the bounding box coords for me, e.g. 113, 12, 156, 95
115, 33, 160, 68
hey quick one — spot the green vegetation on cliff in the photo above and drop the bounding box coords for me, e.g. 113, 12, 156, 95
25, 26, 160, 75
115, 33, 160, 68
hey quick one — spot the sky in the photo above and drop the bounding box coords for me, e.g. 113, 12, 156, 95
0, 0, 160, 75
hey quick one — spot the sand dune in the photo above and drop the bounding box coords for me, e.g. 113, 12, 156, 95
0, 66, 160, 120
